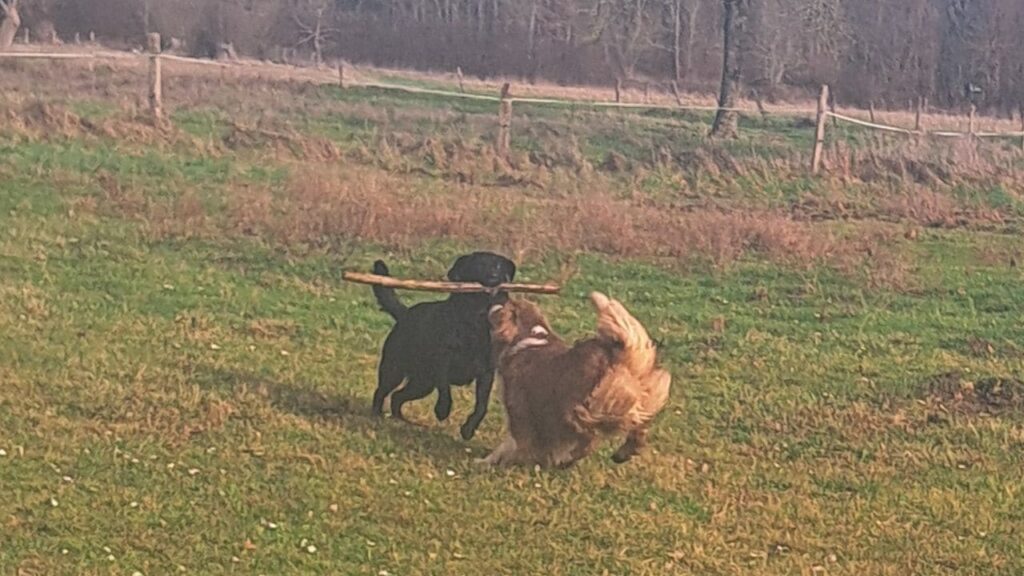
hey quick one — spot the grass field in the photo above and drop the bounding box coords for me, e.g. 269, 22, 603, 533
3, 57, 1024, 575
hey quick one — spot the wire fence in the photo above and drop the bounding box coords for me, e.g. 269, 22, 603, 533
3, 47, 1024, 173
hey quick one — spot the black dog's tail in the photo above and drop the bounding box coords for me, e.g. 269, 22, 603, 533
372, 260, 408, 321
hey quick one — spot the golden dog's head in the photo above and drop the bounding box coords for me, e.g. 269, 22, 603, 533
488, 298, 554, 358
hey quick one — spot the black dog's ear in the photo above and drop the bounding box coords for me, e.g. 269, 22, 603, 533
447, 254, 472, 281
506, 261, 517, 282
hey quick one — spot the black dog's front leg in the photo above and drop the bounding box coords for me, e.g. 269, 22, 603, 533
434, 384, 453, 422
460, 371, 494, 440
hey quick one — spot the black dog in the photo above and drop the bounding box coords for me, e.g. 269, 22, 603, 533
370, 252, 516, 440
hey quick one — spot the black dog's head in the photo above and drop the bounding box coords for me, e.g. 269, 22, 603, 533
447, 252, 516, 288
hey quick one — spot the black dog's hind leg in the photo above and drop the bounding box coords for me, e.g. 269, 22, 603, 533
373, 355, 405, 417
390, 379, 433, 421
460, 371, 495, 440
434, 384, 453, 422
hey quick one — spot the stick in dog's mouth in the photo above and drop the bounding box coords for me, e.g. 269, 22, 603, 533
343, 271, 561, 295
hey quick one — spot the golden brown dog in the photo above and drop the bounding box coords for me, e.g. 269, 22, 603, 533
482, 292, 671, 468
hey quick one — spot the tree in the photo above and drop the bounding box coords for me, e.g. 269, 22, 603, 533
596, 0, 656, 80
290, 0, 338, 64
653, 0, 702, 82
0, 0, 20, 50
710, 0, 748, 138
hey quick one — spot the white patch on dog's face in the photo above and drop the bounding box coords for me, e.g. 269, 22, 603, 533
489, 304, 504, 315
507, 324, 550, 357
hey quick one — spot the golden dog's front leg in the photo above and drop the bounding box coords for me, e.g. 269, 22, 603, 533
477, 435, 518, 466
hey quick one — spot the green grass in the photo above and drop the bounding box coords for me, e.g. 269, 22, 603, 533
3, 81, 1024, 575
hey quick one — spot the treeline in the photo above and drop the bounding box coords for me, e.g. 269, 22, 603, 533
9, 0, 1024, 112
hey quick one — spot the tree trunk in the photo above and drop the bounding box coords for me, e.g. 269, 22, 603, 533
527, 0, 538, 62
526, 0, 539, 81
711, 0, 746, 139
0, 0, 21, 51
671, 0, 682, 82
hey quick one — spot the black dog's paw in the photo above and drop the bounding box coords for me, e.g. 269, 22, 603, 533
373, 260, 390, 276
459, 423, 476, 441
610, 452, 633, 464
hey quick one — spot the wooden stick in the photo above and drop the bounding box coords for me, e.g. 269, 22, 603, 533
343, 272, 561, 295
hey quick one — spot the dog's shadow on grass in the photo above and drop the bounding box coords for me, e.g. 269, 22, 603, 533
196, 366, 477, 462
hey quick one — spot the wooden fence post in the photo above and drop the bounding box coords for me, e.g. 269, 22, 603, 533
968, 103, 976, 137
456, 66, 465, 93
337, 61, 345, 89
497, 83, 512, 160
147, 33, 163, 122
811, 84, 829, 174
89, 31, 96, 43
1019, 104, 1024, 152
614, 78, 622, 103
643, 82, 650, 104
868, 101, 876, 123
914, 96, 923, 132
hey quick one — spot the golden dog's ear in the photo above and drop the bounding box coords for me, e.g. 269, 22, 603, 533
488, 303, 508, 328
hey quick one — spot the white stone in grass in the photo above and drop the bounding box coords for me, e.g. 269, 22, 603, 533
62, 476, 73, 483
280, 350, 290, 356
306, 545, 317, 554
188, 468, 200, 476
267, 522, 278, 530
133, 571, 144, 576
210, 343, 222, 351
107, 555, 116, 562
61, 549, 69, 555
0, 449, 7, 456
130, 501, 139, 508
378, 570, 391, 576
49, 498, 59, 507
445, 469, 455, 478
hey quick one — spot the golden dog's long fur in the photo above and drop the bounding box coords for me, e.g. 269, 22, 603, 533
482, 292, 671, 468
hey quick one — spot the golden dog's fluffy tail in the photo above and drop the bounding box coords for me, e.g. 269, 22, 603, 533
591, 292, 658, 377
575, 293, 671, 432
